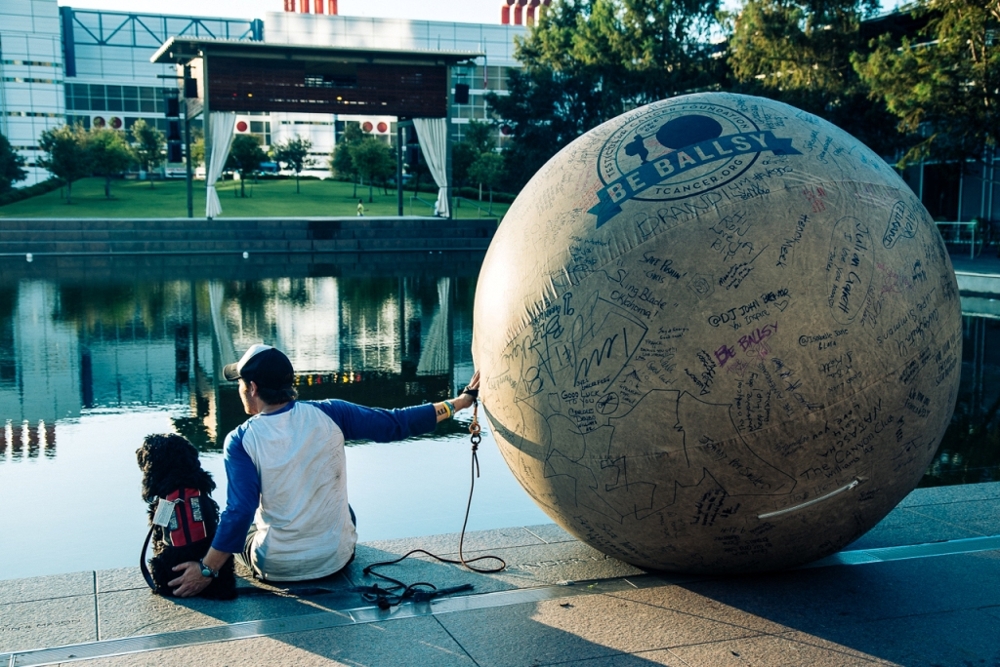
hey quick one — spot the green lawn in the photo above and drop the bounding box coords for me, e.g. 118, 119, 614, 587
0, 177, 509, 219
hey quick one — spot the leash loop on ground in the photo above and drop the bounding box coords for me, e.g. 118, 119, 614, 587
360, 394, 506, 608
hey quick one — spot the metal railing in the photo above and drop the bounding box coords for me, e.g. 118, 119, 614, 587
936, 221, 979, 259
454, 196, 495, 218
409, 195, 437, 216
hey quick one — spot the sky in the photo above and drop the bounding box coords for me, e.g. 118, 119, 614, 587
58, 0, 904, 25
58, 0, 505, 24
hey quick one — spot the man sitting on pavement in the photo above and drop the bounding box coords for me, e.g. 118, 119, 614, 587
169, 343, 479, 596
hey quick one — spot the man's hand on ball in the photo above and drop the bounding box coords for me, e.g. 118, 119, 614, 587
455, 370, 480, 411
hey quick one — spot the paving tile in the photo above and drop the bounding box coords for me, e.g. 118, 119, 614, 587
95, 568, 149, 595
436, 592, 762, 667
670, 550, 1000, 635
899, 481, 1000, 508
96, 580, 361, 640
0, 571, 93, 605
523, 522, 577, 543
533, 651, 679, 666
604, 584, 791, 634
361, 525, 546, 556
49, 616, 476, 667
345, 544, 514, 598
904, 497, 1000, 537
478, 540, 646, 586
666, 633, 892, 667
346, 538, 644, 600
0, 595, 96, 654
844, 507, 982, 551
811, 608, 1000, 667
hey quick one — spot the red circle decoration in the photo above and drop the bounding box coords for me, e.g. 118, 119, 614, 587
93, 116, 106, 128
362, 121, 373, 132
376, 121, 388, 133
110, 117, 122, 129
236, 120, 248, 132
500, 124, 512, 136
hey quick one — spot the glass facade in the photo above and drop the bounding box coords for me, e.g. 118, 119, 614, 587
0, 0, 65, 185
1, 6, 524, 185
65, 83, 167, 114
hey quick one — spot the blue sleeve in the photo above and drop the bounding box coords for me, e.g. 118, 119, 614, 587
307, 400, 438, 442
212, 422, 260, 555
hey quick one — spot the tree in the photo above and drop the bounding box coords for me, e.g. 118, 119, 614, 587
726, 0, 903, 156
468, 151, 505, 214
486, 67, 599, 191
453, 120, 495, 187
38, 124, 91, 204
272, 135, 313, 193
488, 0, 725, 191
352, 137, 394, 203
190, 127, 205, 170
227, 134, 266, 198
130, 119, 165, 188
406, 151, 432, 196
88, 127, 135, 199
330, 122, 365, 197
0, 132, 27, 194
854, 0, 1000, 166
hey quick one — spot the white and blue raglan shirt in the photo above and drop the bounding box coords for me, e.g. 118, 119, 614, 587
212, 399, 437, 581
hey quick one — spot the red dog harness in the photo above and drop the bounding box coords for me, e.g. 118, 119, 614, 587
163, 488, 208, 547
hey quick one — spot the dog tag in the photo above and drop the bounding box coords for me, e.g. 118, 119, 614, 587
152, 498, 180, 527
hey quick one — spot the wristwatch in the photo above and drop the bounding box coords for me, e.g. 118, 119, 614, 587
199, 559, 219, 578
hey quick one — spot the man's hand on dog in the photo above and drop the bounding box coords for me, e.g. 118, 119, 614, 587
168, 562, 213, 597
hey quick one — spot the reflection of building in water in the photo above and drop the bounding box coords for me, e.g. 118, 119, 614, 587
0, 420, 56, 462
221, 278, 343, 373
417, 278, 452, 376
0, 274, 471, 457
214, 276, 456, 378
0, 282, 80, 425
1, 420, 56, 462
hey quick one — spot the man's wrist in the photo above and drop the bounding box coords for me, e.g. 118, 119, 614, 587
199, 559, 219, 578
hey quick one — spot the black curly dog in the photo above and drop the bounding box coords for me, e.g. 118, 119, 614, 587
137, 433, 237, 599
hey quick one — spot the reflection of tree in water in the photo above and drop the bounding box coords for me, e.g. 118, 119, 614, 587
924, 399, 1000, 487
225, 280, 270, 316
0, 287, 16, 386
923, 318, 1000, 487
55, 282, 168, 333
172, 415, 215, 452
279, 278, 311, 307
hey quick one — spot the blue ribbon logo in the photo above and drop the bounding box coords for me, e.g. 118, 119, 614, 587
590, 131, 800, 228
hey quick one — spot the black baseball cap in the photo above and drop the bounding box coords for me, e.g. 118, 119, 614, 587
223, 344, 294, 390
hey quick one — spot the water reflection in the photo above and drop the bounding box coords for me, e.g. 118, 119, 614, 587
924, 312, 1000, 486
0, 273, 475, 455
1, 268, 998, 487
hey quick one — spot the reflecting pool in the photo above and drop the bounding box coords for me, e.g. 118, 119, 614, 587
0, 254, 549, 580
0, 254, 997, 580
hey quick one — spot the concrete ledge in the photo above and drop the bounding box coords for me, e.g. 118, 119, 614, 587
2, 482, 999, 666
0, 217, 499, 256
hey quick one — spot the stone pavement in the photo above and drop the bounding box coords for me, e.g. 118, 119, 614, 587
2, 481, 999, 667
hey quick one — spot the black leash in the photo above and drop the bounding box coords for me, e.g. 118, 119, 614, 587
359, 388, 506, 609
140, 525, 156, 590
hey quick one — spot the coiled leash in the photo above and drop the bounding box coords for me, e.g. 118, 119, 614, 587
357, 386, 507, 610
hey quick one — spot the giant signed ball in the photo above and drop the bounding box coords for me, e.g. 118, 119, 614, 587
473, 93, 961, 573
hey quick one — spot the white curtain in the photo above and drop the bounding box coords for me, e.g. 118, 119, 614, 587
413, 118, 449, 218
205, 112, 237, 219
417, 277, 451, 376
207, 280, 238, 378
